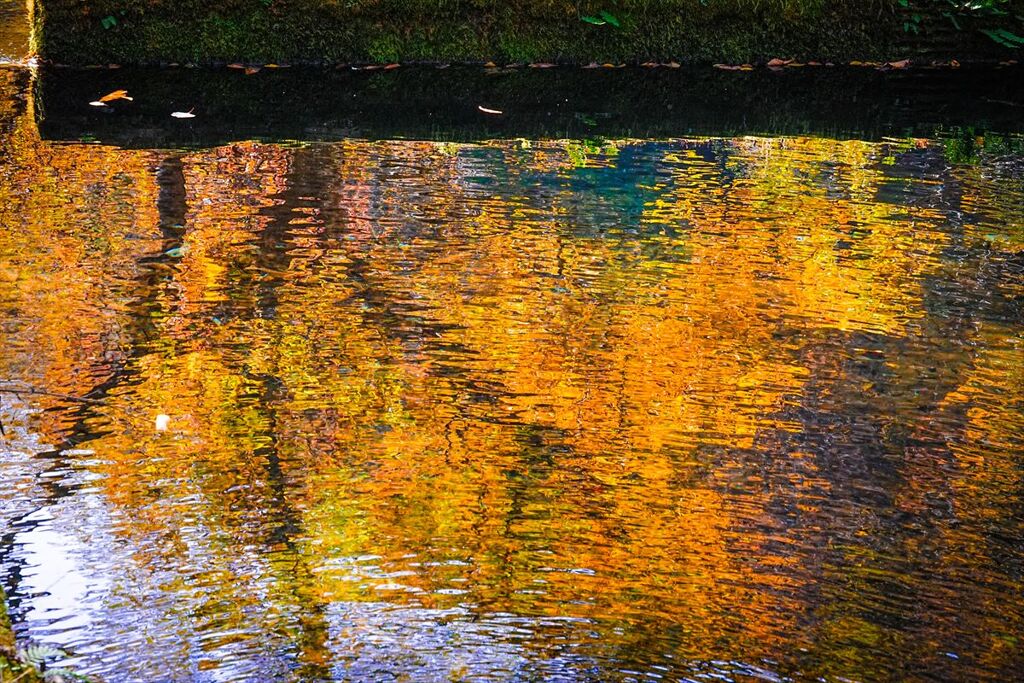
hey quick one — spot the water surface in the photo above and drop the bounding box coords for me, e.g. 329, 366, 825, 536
1, 67, 1024, 682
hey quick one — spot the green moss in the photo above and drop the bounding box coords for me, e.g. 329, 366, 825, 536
32, 0, 1024, 65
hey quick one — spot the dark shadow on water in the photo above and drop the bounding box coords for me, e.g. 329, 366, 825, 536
36, 64, 1024, 148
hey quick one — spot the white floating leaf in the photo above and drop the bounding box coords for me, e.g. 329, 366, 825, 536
171, 111, 196, 119
477, 105, 503, 115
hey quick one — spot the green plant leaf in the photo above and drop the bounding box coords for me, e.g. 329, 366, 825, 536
101, 15, 117, 29
599, 10, 621, 27
980, 27, 1024, 46
581, 15, 606, 25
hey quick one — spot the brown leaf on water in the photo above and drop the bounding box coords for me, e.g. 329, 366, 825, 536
384, 63, 401, 70
227, 63, 245, 70
583, 62, 601, 69
99, 89, 132, 103
529, 63, 556, 68
766, 58, 791, 67
244, 67, 261, 75
888, 59, 910, 69
483, 62, 497, 68
665, 61, 681, 68
713, 64, 741, 70
641, 61, 659, 67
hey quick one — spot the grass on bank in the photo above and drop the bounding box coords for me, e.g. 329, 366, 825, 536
33, 0, 1024, 65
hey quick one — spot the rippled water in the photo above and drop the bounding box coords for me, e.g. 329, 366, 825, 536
1, 66, 1024, 682
0, 0, 28, 63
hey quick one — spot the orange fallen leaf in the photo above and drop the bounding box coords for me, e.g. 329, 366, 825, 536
641, 61, 659, 67
244, 66, 261, 75
99, 89, 133, 103
766, 58, 791, 67
483, 61, 497, 68
478, 105, 503, 115
227, 63, 245, 69
264, 63, 280, 68
888, 59, 910, 69
384, 63, 401, 70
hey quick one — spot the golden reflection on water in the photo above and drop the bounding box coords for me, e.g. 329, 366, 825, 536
1, 67, 1024, 681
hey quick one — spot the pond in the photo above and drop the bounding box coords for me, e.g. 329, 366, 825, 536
1, 63, 1023, 682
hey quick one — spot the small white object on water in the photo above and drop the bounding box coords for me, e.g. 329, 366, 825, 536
155, 414, 171, 431
89, 101, 108, 107
477, 105, 503, 115
171, 111, 196, 119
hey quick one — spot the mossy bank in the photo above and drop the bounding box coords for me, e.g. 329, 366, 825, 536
30, 0, 1024, 67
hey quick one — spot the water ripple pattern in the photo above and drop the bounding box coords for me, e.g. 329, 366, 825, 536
1, 76, 1023, 682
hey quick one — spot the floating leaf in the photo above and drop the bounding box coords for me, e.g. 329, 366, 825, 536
100, 15, 117, 29
766, 58, 791, 67
99, 89, 132, 102
599, 10, 621, 27
581, 15, 606, 25
171, 110, 196, 119
478, 105, 503, 115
